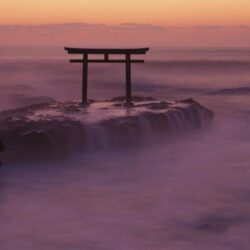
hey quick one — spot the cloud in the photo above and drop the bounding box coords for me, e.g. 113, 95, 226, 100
0, 22, 165, 34
193, 25, 224, 30
117, 23, 165, 31
238, 24, 250, 29
46, 23, 106, 30
0, 23, 108, 34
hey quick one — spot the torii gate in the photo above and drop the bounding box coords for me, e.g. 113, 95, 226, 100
64, 47, 150, 106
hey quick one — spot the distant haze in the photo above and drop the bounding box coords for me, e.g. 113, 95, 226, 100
1, 0, 250, 47
1, 23, 250, 47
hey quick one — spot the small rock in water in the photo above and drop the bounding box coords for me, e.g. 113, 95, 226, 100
0, 140, 5, 152
207, 87, 250, 96
192, 212, 246, 233
196, 219, 230, 233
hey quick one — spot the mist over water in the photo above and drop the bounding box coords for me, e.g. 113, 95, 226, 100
0, 47, 250, 249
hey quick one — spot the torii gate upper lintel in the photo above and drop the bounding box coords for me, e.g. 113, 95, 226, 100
64, 47, 150, 106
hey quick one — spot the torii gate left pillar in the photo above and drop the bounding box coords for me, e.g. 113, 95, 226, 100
64, 47, 149, 106
82, 53, 88, 105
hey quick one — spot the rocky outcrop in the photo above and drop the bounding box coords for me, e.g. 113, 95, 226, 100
0, 97, 214, 163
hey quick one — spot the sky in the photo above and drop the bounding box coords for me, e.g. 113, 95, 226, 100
1, 0, 250, 47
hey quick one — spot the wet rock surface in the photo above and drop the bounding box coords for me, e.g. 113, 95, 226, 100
0, 97, 214, 163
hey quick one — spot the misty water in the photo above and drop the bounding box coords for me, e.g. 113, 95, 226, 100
0, 47, 250, 249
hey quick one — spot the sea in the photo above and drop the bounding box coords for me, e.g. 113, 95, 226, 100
0, 47, 250, 250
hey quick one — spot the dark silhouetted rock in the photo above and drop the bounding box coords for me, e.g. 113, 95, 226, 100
0, 139, 4, 167
0, 140, 4, 152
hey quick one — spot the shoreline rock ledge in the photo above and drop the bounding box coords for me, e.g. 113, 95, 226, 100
0, 97, 214, 163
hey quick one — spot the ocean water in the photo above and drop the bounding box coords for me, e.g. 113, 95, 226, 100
0, 47, 250, 249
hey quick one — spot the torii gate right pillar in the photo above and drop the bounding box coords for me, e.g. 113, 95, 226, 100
125, 54, 132, 106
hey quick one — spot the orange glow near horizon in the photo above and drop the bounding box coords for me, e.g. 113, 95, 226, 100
1, 0, 250, 26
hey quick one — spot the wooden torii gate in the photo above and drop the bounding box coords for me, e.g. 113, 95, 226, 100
64, 47, 150, 106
